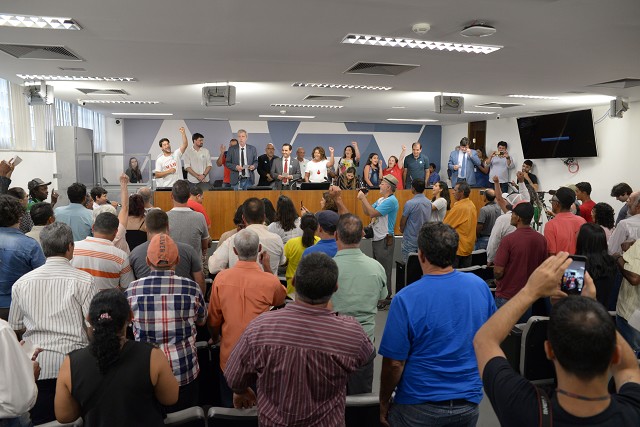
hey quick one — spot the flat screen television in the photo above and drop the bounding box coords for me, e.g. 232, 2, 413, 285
517, 109, 598, 159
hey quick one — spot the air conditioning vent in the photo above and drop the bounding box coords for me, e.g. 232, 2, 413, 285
344, 62, 418, 76
76, 88, 129, 95
0, 44, 83, 61
475, 102, 524, 109
304, 95, 350, 101
589, 78, 640, 89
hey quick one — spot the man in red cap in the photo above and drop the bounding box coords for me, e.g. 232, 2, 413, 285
125, 233, 207, 411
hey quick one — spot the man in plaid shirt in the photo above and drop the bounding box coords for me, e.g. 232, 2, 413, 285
126, 233, 207, 411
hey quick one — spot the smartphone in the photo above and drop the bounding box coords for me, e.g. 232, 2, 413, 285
560, 255, 587, 295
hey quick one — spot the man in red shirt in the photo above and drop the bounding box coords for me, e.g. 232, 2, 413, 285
493, 202, 547, 321
544, 187, 586, 255
216, 138, 237, 187
576, 181, 596, 223
186, 185, 211, 227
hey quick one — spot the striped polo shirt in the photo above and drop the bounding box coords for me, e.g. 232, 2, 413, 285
71, 237, 134, 290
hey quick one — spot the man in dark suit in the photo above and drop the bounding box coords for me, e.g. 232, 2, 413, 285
226, 129, 258, 190
271, 144, 301, 190
448, 137, 481, 187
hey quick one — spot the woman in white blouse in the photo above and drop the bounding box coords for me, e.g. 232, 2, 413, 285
304, 146, 335, 183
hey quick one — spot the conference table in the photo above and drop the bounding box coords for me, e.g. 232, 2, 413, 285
154, 188, 486, 240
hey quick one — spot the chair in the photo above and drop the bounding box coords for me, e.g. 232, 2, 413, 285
213, 179, 223, 188
520, 316, 555, 384
164, 407, 206, 427
404, 253, 422, 288
207, 407, 258, 427
346, 393, 381, 427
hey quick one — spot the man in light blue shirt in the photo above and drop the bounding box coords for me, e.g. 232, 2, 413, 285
400, 179, 431, 262
488, 141, 516, 193
54, 183, 93, 241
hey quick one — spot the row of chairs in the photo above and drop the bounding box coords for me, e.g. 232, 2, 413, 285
38, 394, 380, 427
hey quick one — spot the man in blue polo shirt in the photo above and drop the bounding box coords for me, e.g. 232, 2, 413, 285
402, 142, 429, 189
302, 210, 339, 258
379, 222, 496, 426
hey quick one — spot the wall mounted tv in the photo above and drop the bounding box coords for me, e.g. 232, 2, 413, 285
517, 109, 598, 159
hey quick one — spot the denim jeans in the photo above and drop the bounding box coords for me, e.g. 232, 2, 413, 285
616, 315, 640, 358
235, 178, 251, 190
401, 241, 417, 264
474, 236, 489, 251
389, 401, 479, 427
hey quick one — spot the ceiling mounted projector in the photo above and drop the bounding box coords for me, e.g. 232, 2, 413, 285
460, 23, 496, 37
202, 85, 236, 106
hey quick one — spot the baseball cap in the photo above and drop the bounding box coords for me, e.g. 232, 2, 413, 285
28, 178, 51, 191
382, 175, 398, 189
316, 210, 339, 233
146, 233, 179, 267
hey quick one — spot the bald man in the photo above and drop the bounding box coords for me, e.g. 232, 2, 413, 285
257, 143, 279, 187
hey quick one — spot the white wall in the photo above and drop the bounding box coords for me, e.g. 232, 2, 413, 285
441, 102, 639, 216
1, 151, 58, 193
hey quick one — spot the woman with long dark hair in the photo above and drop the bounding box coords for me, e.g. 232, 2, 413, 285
363, 153, 381, 187
125, 157, 143, 183
268, 195, 302, 244
283, 214, 320, 296
430, 181, 451, 222
262, 198, 276, 225
382, 145, 406, 189
125, 194, 147, 250
336, 143, 360, 176
54, 289, 178, 426
576, 223, 617, 307
304, 146, 335, 183
592, 202, 615, 241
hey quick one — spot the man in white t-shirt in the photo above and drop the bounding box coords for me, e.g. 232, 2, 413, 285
295, 147, 309, 189
183, 131, 212, 191
154, 127, 189, 188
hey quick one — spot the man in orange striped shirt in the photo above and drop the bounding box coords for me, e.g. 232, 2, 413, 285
71, 212, 134, 290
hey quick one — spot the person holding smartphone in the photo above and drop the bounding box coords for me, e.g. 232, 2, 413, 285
475, 252, 640, 426
487, 141, 515, 194
492, 202, 547, 322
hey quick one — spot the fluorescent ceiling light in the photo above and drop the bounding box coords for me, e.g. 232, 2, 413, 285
507, 94, 560, 100
0, 14, 82, 30
18, 75, 137, 82
79, 100, 159, 105
270, 104, 343, 109
464, 111, 495, 115
392, 106, 406, 109
259, 115, 315, 119
342, 34, 502, 54
387, 118, 438, 122
293, 82, 392, 91
111, 113, 172, 116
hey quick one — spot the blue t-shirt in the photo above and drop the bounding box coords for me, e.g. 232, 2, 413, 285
302, 239, 338, 258
379, 270, 496, 404
373, 195, 399, 237
427, 172, 440, 187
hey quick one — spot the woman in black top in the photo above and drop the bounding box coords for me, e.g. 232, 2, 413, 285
54, 290, 178, 426
125, 157, 143, 183
576, 223, 617, 307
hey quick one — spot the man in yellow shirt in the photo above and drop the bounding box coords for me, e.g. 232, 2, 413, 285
444, 181, 477, 268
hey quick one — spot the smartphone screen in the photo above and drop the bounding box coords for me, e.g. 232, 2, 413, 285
561, 255, 587, 295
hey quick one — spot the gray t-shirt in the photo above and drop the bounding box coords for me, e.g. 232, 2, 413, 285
478, 202, 502, 237
129, 240, 202, 280
167, 208, 210, 255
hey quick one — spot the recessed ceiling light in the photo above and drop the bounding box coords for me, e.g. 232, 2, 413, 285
341, 34, 502, 54
259, 115, 315, 119
507, 94, 560, 100
112, 113, 173, 116
387, 118, 438, 122
293, 82, 392, 91
464, 111, 495, 115
17, 75, 137, 82
270, 104, 343, 109
0, 14, 82, 30
79, 100, 160, 105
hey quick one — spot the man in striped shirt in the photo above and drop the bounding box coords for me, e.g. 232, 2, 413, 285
225, 252, 373, 426
126, 233, 207, 411
71, 212, 134, 290
9, 222, 97, 425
